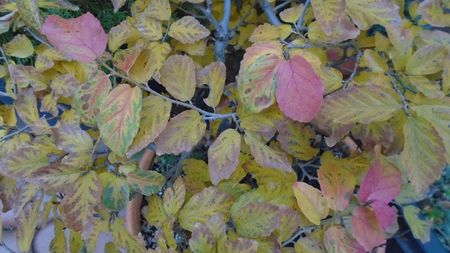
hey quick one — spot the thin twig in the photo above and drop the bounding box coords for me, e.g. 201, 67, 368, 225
0, 45, 7, 63
388, 73, 411, 116
281, 225, 316, 247
25, 28, 53, 48
342, 50, 362, 90
274, 0, 295, 12
0, 242, 16, 253
100, 61, 236, 120
296, 0, 311, 30
0, 125, 29, 142
258, 0, 282, 26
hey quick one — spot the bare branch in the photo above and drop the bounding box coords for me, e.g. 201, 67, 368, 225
258, 0, 282, 26
342, 49, 362, 89
296, 0, 311, 30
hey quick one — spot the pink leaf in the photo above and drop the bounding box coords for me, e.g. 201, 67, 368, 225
352, 206, 386, 252
358, 158, 401, 204
42, 12, 107, 63
372, 201, 398, 232
275, 55, 324, 122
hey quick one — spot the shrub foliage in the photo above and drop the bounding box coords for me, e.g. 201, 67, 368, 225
0, 0, 449, 252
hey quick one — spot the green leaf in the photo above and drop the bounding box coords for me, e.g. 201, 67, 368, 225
111, 218, 146, 253
98, 83, 142, 156
99, 172, 129, 211
50, 219, 67, 253
127, 169, 165, 196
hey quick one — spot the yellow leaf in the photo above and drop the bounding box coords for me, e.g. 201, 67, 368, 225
0, 105, 16, 127
244, 132, 292, 172
240, 105, 285, 134
318, 163, 356, 211
345, 0, 402, 30
105, 242, 121, 253
86, 218, 109, 253
53, 124, 93, 168
311, 0, 345, 35
277, 119, 319, 160
145, 195, 168, 227
275, 206, 302, 243
397, 115, 446, 193
292, 182, 329, 225
17, 0, 42, 30
406, 45, 447, 75
40, 93, 58, 116
129, 42, 172, 83
189, 222, 216, 253
108, 19, 141, 52
111, 218, 146, 252
163, 177, 186, 216
159, 54, 197, 101
386, 24, 413, 71
69, 230, 83, 253
133, 13, 162, 40
154, 110, 206, 155
113, 41, 144, 74
232, 201, 280, 238
243, 159, 297, 187
361, 49, 388, 73
4, 34, 34, 58
168, 16, 210, 44
249, 23, 290, 43
98, 84, 142, 156
417, 0, 450, 27
308, 19, 359, 44
198, 61, 226, 108
145, 0, 171, 21
208, 129, 241, 185
178, 187, 233, 231
294, 236, 326, 253
0, 136, 59, 179
61, 171, 100, 231
16, 195, 42, 252
174, 39, 207, 56
126, 95, 171, 157
319, 84, 402, 125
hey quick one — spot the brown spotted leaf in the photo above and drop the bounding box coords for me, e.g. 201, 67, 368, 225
208, 129, 241, 185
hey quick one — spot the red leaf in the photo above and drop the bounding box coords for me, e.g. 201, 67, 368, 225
42, 12, 107, 63
372, 201, 398, 232
352, 206, 386, 252
358, 158, 401, 204
275, 55, 324, 122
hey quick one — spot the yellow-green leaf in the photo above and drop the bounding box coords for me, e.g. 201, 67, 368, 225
417, 0, 450, 27
17, 0, 42, 30
362, 49, 388, 73
4, 34, 34, 58
154, 110, 206, 155
50, 218, 67, 253
99, 172, 129, 211
111, 218, 146, 253
108, 19, 141, 52
16, 195, 42, 252
275, 205, 302, 243
232, 202, 280, 238
51, 73, 79, 97
163, 177, 186, 216
208, 129, 241, 185
318, 163, 356, 211
168, 16, 210, 44
159, 54, 197, 101
189, 222, 216, 253
178, 187, 233, 231
218, 238, 259, 253
98, 83, 142, 156
129, 42, 172, 83
403, 205, 432, 243
15, 87, 40, 125
127, 95, 171, 157
292, 182, 329, 225
145, 195, 168, 227
311, 0, 345, 34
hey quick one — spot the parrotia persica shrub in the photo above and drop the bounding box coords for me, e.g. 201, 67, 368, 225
0, 0, 449, 252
